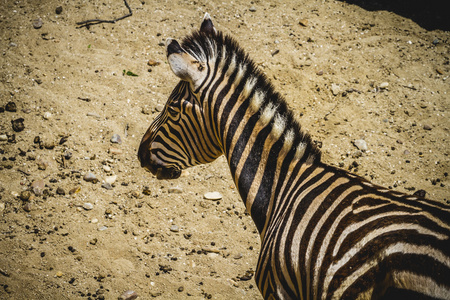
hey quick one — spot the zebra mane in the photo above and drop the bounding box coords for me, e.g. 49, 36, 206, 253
181, 29, 322, 163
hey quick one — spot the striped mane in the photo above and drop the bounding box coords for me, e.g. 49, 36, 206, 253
180, 29, 322, 164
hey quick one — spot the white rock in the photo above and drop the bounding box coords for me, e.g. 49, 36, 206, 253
119, 290, 138, 300
83, 172, 98, 183
110, 134, 122, 144
379, 82, 389, 89
103, 165, 111, 172
331, 83, 340, 96
168, 186, 183, 194
203, 191, 223, 201
104, 175, 117, 185
353, 139, 368, 151
43, 112, 52, 120
87, 112, 101, 118
0, 134, 7, 141
83, 203, 94, 210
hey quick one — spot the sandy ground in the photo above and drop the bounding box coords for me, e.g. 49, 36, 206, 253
0, 0, 448, 299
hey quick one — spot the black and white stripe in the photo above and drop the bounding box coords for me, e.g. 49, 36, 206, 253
139, 14, 450, 300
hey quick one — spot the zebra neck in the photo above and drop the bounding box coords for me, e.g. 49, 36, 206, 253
209, 82, 321, 234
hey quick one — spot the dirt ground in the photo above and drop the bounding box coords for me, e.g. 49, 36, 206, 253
0, 0, 448, 299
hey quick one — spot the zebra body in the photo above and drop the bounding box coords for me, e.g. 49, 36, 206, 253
138, 14, 450, 300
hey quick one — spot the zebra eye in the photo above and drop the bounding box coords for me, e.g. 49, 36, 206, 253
167, 105, 178, 116
198, 64, 204, 71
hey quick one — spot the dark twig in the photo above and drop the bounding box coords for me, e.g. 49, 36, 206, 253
77, 97, 91, 102
76, 0, 132, 28
17, 168, 31, 176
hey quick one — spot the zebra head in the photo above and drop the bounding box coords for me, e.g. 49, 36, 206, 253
138, 14, 223, 179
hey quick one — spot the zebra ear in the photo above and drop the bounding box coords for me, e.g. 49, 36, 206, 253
166, 38, 197, 82
200, 13, 216, 35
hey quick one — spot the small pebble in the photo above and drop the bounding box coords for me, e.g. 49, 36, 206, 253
59, 137, 68, 145
109, 147, 123, 155
103, 165, 111, 172
170, 225, 180, 232
379, 82, 389, 89
249, 6, 256, 12
69, 186, 81, 195
331, 83, 340, 96
104, 175, 117, 185
299, 19, 308, 27
147, 59, 160, 67
37, 159, 48, 170
83, 203, 94, 210
203, 191, 223, 201
353, 139, 368, 151
63, 150, 72, 160
20, 191, 31, 201
11, 118, 25, 132
168, 186, 183, 194
423, 124, 432, 131
83, 172, 98, 183
155, 104, 164, 112
142, 186, 152, 195
43, 112, 52, 120
32, 18, 43, 29
41, 139, 55, 149
56, 187, 66, 195
91, 218, 99, 224
55, 6, 63, 14
5, 102, 17, 112
55, 271, 63, 277
23, 202, 32, 212
101, 182, 113, 190
141, 106, 151, 115
0, 134, 7, 142
87, 112, 101, 118
119, 290, 138, 300
31, 179, 45, 196
110, 134, 122, 144
233, 253, 243, 259
413, 189, 427, 198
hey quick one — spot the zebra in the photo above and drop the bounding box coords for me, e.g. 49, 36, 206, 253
138, 13, 450, 300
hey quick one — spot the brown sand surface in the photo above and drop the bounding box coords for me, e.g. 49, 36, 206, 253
0, 1, 448, 299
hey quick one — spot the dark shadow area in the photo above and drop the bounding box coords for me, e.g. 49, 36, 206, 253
340, 0, 449, 31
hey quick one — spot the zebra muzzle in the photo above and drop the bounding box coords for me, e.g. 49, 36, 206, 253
142, 163, 181, 180
155, 166, 181, 180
